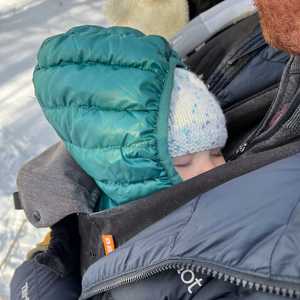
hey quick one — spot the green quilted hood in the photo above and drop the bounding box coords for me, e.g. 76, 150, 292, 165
33, 25, 184, 210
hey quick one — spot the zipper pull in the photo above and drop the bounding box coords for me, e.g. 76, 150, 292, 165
227, 142, 249, 161
236, 143, 248, 156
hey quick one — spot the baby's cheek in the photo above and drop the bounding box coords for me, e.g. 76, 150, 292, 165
175, 156, 223, 181
174, 166, 185, 180
175, 164, 203, 181
175, 166, 191, 181
212, 155, 225, 167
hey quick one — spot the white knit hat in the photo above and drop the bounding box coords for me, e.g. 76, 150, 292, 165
103, 0, 189, 39
168, 68, 228, 158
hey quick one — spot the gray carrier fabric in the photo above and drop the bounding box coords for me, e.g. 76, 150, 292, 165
16, 143, 100, 227
171, 0, 256, 58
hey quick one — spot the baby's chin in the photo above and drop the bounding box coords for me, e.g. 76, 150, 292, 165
255, 0, 300, 55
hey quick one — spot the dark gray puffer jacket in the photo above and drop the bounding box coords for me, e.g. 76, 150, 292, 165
81, 152, 300, 300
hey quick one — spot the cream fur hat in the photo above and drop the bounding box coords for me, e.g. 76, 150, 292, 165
103, 0, 189, 39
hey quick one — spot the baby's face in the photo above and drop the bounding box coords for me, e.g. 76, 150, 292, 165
173, 150, 225, 181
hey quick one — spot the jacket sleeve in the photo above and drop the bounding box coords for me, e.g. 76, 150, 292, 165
10, 260, 81, 300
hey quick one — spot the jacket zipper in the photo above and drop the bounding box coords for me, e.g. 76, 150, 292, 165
226, 35, 266, 66
230, 98, 297, 160
208, 32, 266, 95
81, 260, 300, 299
227, 84, 282, 160
223, 83, 278, 114
230, 59, 300, 160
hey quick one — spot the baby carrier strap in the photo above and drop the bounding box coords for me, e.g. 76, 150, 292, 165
171, 0, 257, 59
14, 143, 100, 227
186, 13, 261, 80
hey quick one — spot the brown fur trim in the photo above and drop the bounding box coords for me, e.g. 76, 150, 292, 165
255, 0, 300, 54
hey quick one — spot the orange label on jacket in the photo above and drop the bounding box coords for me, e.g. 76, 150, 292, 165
102, 235, 116, 256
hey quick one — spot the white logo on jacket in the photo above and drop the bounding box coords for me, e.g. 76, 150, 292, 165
21, 281, 30, 300
177, 268, 203, 294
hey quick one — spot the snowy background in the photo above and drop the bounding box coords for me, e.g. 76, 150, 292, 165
0, 1, 106, 298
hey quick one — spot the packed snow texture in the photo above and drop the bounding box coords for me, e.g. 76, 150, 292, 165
0, 1, 107, 298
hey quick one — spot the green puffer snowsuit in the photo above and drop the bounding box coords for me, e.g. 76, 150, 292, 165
33, 25, 184, 210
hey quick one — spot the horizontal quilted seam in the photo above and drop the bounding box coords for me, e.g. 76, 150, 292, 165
34, 60, 168, 76
95, 175, 168, 186
64, 139, 157, 152
41, 105, 159, 113
38, 28, 148, 56
68, 29, 144, 39
38, 27, 170, 68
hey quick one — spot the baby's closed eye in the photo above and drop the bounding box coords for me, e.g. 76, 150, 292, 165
173, 154, 193, 167
210, 149, 222, 157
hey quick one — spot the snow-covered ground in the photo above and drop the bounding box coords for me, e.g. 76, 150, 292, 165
0, 1, 106, 298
